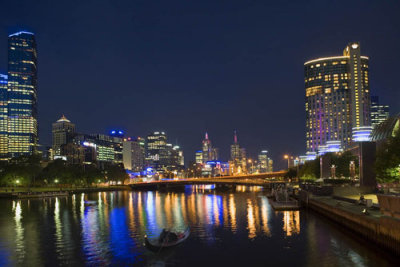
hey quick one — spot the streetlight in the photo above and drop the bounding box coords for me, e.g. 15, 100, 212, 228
284, 155, 290, 169
248, 159, 254, 174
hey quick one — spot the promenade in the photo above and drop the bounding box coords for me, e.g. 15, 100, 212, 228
303, 193, 400, 255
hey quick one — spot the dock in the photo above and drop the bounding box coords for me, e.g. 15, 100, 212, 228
268, 198, 300, 210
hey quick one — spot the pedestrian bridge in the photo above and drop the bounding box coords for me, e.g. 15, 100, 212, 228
129, 171, 287, 190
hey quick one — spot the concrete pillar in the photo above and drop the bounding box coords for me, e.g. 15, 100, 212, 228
359, 141, 377, 187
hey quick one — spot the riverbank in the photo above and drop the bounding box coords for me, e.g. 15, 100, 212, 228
300, 192, 400, 255
0, 185, 130, 198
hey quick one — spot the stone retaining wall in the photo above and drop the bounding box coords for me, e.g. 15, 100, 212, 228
307, 196, 400, 255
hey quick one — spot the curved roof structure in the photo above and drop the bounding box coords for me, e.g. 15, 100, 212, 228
8, 31, 34, 37
56, 115, 71, 123
370, 114, 400, 141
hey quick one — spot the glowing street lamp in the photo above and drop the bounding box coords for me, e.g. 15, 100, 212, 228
284, 155, 290, 169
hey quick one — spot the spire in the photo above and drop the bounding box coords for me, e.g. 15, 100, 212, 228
234, 130, 238, 144
205, 132, 209, 140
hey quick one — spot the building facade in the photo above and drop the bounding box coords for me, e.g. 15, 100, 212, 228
52, 115, 75, 157
0, 74, 7, 159
145, 131, 168, 171
305, 42, 371, 153
195, 150, 203, 164
230, 131, 247, 174
123, 137, 145, 172
370, 96, 389, 128
71, 133, 122, 167
201, 132, 218, 163
7, 31, 38, 158
257, 150, 273, 173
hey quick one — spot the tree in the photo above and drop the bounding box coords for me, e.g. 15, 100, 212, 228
298, 158, 320, 180
284, 167, 297, 179
0, 155, 42, 187
331, 151, 358, 178
104, 163, 129, 184
82, 164, 104, 185
375, 129, 400, 183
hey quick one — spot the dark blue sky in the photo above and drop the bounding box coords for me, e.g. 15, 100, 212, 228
0, 0, 399, 169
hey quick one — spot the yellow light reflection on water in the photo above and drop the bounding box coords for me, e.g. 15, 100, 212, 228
229, 194, 237, 232
247, 199, 256, 239
282, 211, 300, 236
213, 195, 220, 227
13, 201, 25, 259
54, 198, 62, 251
260, 197, 271, 236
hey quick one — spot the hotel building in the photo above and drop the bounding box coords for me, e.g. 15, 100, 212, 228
304, 42, 371, 153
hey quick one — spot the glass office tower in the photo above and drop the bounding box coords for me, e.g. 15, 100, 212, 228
7, 31, 38, 158
370, 96, 389, 128
304, 42, 370, 153
0, 73, 7, 159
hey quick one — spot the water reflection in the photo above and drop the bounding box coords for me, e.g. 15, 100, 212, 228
13, 201, 24, 261
54, 197, 63, 256
0, 186, 397, 266
282, 211, 300, 237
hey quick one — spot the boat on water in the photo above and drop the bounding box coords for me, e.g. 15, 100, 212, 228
145, 227, 190, 251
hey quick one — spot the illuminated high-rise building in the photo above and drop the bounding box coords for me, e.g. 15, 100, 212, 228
169, 145, 184, 171
52, 115, 75, 157
258, 150, 273, 173
0, 74, 7, 159
145, 131, 168, 171
195, 150, 203, 164
370, 96, 389, 128
123, 137, 145, 171
230, 130, 241, 161
304, 42, 371, 153
202, 132, 215, 163
229, 131, 247, 174
7, 31, 38, 158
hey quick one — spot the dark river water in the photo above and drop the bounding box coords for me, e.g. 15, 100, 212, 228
0, 185, 398, 266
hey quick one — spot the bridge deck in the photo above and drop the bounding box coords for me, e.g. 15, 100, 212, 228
129, 173, 287, 190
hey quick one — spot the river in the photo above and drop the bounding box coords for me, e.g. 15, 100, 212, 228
0, 185, 398, 266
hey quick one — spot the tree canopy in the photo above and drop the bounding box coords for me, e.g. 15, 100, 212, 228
375, 129, 400, 183
0, 155, 127, 186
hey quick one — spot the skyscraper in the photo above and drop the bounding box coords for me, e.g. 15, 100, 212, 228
229, 131, 247, 174
52, 115, 75, 157
7, 31, 38, 158
0, 73, 7, 159
195, 150, 203, 164
304, 42, 371, 153
230, 130, 241, 161
258, 150, 273, 173
123, 137, 145, 171
202, 132, 214, 163
370, 96, 389, 128
146, 131, 168, 171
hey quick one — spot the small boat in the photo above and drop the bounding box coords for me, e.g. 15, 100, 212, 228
145, 227, 190, 251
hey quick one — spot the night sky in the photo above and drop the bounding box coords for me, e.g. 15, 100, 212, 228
0, 0, 399, 169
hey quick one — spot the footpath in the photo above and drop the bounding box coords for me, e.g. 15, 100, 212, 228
301, 192, 400, 255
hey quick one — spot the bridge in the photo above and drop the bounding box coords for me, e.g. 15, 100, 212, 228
129, 171, 287, 190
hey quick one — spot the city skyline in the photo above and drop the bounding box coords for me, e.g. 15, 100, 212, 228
0, 1, 399, 169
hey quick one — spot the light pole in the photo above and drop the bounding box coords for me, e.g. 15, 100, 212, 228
248, 159, 253, 174
284, 155, 290, 169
